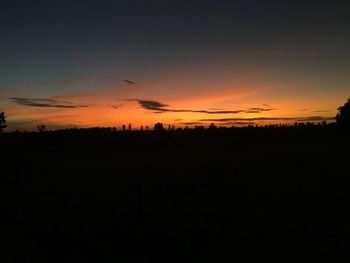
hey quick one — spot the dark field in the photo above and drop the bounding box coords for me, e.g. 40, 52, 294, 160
1, 126, 350, 262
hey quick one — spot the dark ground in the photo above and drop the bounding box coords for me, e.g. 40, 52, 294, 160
1, 126, 350, 262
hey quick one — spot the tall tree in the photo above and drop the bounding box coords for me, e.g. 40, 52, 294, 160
336, 98, 350, 128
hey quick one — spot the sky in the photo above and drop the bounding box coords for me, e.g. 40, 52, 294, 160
0, 0, 349, 130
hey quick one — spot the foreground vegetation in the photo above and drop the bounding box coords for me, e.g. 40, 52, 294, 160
1, 126, 350, 261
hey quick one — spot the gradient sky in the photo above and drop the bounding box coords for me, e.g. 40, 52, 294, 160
1, 0, 349, 130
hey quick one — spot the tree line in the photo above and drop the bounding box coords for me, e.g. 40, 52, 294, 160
1, 98, 350, 133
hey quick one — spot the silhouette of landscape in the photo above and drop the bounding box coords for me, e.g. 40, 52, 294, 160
1, 99, 350, 262
1, 1, 350, 261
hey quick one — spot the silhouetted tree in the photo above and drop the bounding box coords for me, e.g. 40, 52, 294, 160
37, 124, 46, 132
122, 125, 126, 131
336, 98, 350, 128
154, 122, 165, 131
0, 112, 7, 133
194, 125, 205, 130
128, 123, 132, 131
208, 123, 217, 130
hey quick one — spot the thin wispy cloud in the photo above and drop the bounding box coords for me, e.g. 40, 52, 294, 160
312, 110, 331, 113
182, 121, 256, 126
230, 121, 256, 125
199, 116, 335, 122
181, 122, 206, 125
138, 100, 169, 111
244, 107, 276, 113
131, 99, 275, 115
124, 79, 136, 85
108, 104, 120, 109
296, 116, 335, 122
10, 97, 88, 108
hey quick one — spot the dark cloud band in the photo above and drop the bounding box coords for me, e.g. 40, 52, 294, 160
199, 116, 335, 122
132, 99, 275, 115
10, 97, 87, 108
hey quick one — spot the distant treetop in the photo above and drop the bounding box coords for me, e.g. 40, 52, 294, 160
154, 122, 165, 131
37, 124, 46, 132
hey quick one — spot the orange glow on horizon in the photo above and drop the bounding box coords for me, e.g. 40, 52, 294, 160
2, 66, 342, 131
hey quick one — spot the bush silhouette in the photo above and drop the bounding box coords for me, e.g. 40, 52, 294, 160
0, 112, 7, 133
208, 122, 217, 130
37, 124, 46, 132
336, 98, 350, 128
154, 122, 165, 131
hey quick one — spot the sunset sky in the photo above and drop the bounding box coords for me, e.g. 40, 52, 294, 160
1, 0, 349, 130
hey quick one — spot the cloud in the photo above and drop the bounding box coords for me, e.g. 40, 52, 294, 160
181, 122, 206, 125
199, 116, 335, 122
138, 100, 169, 111
229, 121, 256, 125
108, 104, 120, 109
312, 110, 331, 113
296, 116, 335, 122
132, 99, 275, 114
10, 97, 87, 108
181, 121, 256, 126
244, 107, 276, 113
200, 117, 292, 122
